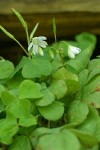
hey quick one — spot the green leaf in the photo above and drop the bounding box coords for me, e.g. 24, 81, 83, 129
7, 72, 24, 89
53, 18, 57, 42
75, 32, 96, 45
1, 91, 16, 106
9, 135, 31, 150
9, 89, 19, 98
0, 25, 16, 41
0, 25, 28, 55
59, 41, 69, 58
11, 56, 29, 77
95, 118, 100, 142
87, 68, 100, 82
0, 99, 4, 113
38, 101, 64, 121
78, 69, 89, 87
35, 88, 55, 106
10, 99, 37, 127
31, 127, 60, 146
0, 60, 14, 79
65, 80, 80, 95
30, 23, 39, 40
61, 122, 78, 130
19, 80, 43, 99
96, 55, 100, 58
36, 130, 80, 150
78, 107, 100, 135
69, 129, 98, 147
52, 67, 78, 81
68, 100, 89, 124
84, 92, 100, 108
52, 67, 80, 94
12, 8, 27, 28
86, 59, 100, 84
67, 47, 92, 73
22, 58, 52, 78
0, 84, 5, 97
0, 111, 18, 144
66, 33, 96, 73
51, 54, 63, 71
85, 145, 99, 150
12, 8, 30, 45
30, 103, 39, 116
88, 59, 100, 71
83, 75, 100, 96
49, 80, 67, 99
32, 127, 54, 138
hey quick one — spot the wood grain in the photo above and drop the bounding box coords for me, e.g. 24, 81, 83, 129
0, 0, 100, 14
0, 0, 100, 62
0, 0, 100, 41
0, 12, 100, 41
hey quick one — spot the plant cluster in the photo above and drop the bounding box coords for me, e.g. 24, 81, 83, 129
0, 9, 100, 150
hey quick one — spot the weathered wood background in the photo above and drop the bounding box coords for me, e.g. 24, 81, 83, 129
0, 0, 100, 63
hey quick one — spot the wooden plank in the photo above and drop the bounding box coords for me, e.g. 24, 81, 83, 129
0, 0, 100, 63
0, 0, 100, 14
0, 0, 100, 41
0, 12, 100, 42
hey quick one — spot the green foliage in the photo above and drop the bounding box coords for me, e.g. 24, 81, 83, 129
22, 58, 52, 78
9, 135, 31, 150
38, 101, 64, 121
0, 60, 14, 79
35, 129, 80, 150
53, 18, 57, 42
49, 80, 67, 99
0, 111, 19, 144
34, 88, 55, 106
68, 100, 89, 124
30, 23, 39, 41
0, 9, 100, 150
19, 80, 43, 99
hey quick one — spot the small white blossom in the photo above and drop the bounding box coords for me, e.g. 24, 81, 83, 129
68, 45, 81, 58
28, 36, 48, 56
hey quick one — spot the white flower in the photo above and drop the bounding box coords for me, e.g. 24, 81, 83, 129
28, 36, 48, 56
68, 45, 81, 58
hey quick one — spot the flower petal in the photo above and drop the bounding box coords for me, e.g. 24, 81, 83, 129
32, 44, 39, 55
32, 37, 38, 41
28, 42, 33, 51
70, 46, 81, 54
38, 36, 47, 41
68, 50, 75, 58
38, 40, 48, 48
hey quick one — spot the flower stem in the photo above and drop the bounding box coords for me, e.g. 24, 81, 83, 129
58, 48, 64, 64
25, 25, 30, 46
14, 39, 29, 56
56, 45, 64, 64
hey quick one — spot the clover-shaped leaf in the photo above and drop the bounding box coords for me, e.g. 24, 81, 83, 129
68, 100, 89, 124
22, 58, 52, 78
38, 101, 64, 121
10, 99, 37, 127
0, 111, 18, 144
19, 80, 43, 99
0, 60, 14, 79
49, 80, 67, 99
35, 88, 55, 106
36, 130, 80, 150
